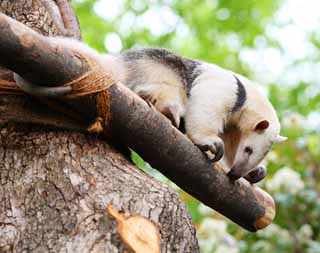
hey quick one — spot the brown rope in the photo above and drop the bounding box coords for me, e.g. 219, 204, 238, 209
65, 55, 115, 135
62, 55, 115, 98
0, 80, 23, 95
0, 55, 116, 136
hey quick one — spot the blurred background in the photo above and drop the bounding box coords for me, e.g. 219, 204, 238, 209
73, 0, 320, 252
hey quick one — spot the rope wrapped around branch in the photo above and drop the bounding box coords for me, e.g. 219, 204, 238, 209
0, 55, 116, 135
62, 55, 116, 134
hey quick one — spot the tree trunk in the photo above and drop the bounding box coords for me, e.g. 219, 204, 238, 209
0, 1, 199, 252
0, 126, 198, 252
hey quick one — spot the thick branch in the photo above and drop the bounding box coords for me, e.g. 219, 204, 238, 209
0, 13, 275, 231
0, 13, 87, 85
54, 0, 82, 39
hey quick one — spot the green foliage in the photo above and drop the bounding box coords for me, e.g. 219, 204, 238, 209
72, 0, 320, 252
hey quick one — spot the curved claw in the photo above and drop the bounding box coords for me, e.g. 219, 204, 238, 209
244, 166, 267, 184
210, 142, 224, 162
160, 104, 181, 128
197, 141, 224, 163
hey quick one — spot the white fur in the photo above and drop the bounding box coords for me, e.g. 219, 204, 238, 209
185, 63, 238, 143
126, 59, 187, 119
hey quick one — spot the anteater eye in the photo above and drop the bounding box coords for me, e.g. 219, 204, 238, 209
244, 146, 253, 155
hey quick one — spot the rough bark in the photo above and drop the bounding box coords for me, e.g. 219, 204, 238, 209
0, 12, 275, 231
0, 126, 198, 253
0, 0, 80, 38
0, 1, 199, 252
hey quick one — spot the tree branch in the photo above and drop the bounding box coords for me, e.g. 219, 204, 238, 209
0, 13, 275, 231
53, 0, 82, 39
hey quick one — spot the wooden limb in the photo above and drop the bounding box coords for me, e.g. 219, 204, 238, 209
0, 13, 87, 86
0, 0, 80, 38
54, 0, 82, 39
0, 13, 275, 231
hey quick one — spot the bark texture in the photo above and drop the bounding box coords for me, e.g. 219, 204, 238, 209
0, 0, 80, 38
0, 126, 198, 253
0, 1, 199, 252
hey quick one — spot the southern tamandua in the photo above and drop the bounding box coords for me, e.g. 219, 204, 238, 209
13, 37, 287, 182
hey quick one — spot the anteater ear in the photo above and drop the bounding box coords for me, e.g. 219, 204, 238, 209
254, 120, 269, 131
276, 135, 287, 143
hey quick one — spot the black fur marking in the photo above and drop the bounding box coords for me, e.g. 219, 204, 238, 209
178, 117, 186, 133
232, 76, 247, 112
122, 48, 201, 96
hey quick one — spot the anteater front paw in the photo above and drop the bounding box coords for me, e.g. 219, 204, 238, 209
196, 138, 224, 162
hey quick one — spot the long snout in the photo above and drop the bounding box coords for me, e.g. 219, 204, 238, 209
227, 168, 243, 180
227, 157, 250, 181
